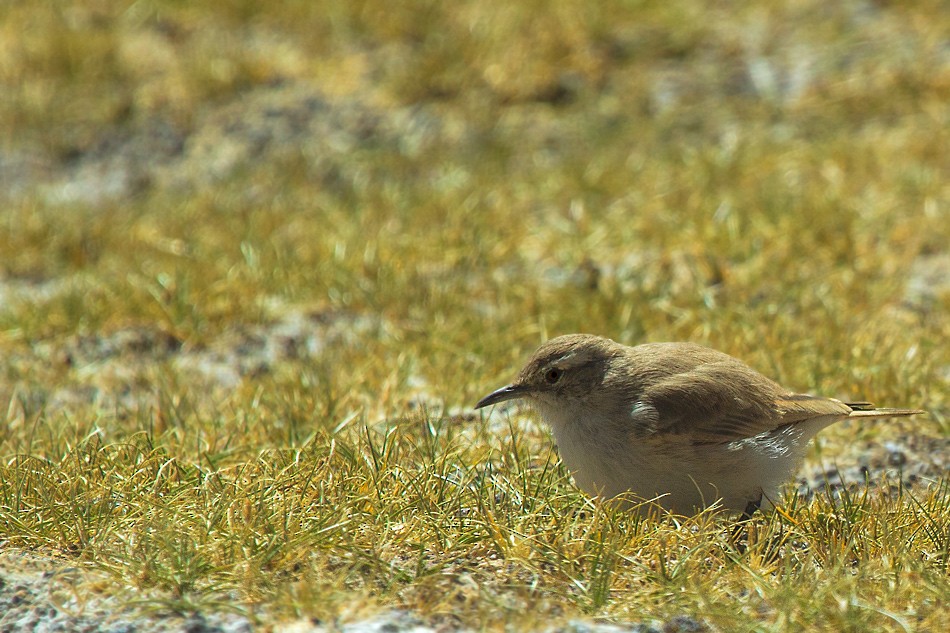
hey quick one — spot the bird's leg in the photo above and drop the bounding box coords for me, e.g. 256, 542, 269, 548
740, 496, 762, 521
729, 494, 763, 552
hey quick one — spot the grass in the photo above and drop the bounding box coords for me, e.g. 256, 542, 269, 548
0, 0, 948, 630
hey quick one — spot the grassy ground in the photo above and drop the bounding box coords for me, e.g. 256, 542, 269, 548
1, 0, 948, 630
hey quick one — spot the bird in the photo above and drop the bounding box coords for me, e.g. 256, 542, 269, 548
475, 333, 924, 517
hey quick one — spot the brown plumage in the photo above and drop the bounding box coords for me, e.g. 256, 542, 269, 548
476, 334, 924, 516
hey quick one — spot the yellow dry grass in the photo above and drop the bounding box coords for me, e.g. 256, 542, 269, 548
0, 1, 947, 630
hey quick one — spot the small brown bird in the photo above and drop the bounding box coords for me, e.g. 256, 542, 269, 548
475, 334, 924, 516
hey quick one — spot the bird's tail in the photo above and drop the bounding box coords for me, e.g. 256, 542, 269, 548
846, 402, 925, 419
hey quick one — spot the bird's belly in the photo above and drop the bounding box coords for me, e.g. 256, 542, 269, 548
551, 418, 810, 515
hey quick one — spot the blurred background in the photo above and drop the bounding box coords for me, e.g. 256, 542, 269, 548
0, 1, 948, 628
1, 0, 948, 440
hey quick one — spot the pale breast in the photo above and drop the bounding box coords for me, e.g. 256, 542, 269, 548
537, 399, 835, 514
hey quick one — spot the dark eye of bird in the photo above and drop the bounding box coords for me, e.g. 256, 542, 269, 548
544, 368, 562, 384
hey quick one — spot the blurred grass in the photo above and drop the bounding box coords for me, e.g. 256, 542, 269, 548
0, 0, 948, 630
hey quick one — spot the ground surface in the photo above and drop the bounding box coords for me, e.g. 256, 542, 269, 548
0, 1, 948, 632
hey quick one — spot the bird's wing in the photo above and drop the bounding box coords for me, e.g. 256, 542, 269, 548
774, 394, 853, 424
632, 361, 850, 442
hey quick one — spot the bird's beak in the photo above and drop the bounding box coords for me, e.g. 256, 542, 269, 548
475, 383, 531, 409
